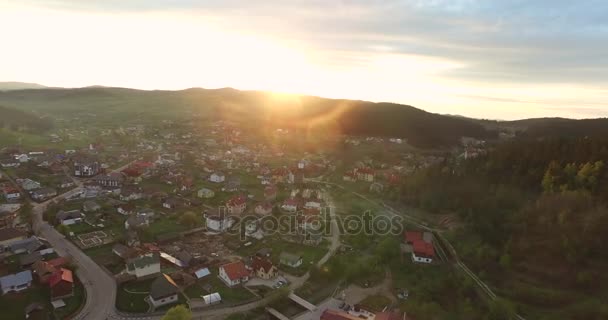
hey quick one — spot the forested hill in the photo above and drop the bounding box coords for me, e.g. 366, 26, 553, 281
0, 105, 53, 133
0, 87, 494, 148
400, 136, 608, 319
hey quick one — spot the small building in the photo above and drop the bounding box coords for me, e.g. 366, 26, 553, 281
148, 274, 179, 309
264, 185, 278, 201
117, 203, 135, 215
206, 212, 233, 232
126, 253, 161, 279
219, 261, 250, 287
254, 202, 273, 216
31, 188, 58, 201
56, 210, 83, 226
19, 179, 41, 191
226, 195, 247, 215
120, 186, 144, 201
251, 257, 278, 280
112, 243, 137, 260
0, 227, 27, 249
403, 231, 435, 264
279, 252, 303, 268
281, 198, 299, 212
124, 215, 150, 230
0, 270, 32, 294
73, 157, 100, 177
197, 188, 215, 199
209, 172, 225, 183
2, 186, 21, 201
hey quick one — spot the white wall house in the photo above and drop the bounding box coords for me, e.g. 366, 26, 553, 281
219, 261, 249, 287
209, 172, 225, 183
126, 254, 161, 279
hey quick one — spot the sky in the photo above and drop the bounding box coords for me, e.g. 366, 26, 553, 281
1, 0, 607, 120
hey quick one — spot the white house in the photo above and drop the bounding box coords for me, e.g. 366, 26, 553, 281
126, 253, 161, 279
148, 274, 179, 308
206, 214, 233, 232
209, 172, 225, 183
56, 210, 84, 226
279, 252, 303, 268
219, 261, 250, 287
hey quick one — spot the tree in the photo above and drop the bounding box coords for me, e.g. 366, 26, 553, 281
19, 202, 34, 226
161, 305, 192, 320
179, 211, 199, 227
57, 224, 71, 236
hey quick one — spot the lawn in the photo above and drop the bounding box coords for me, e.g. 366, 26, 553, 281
54, 282, 86, 319
0, 285, 50, 320
116, 278, 155, 313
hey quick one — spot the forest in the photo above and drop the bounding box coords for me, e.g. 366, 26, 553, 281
399, 136, 608, 319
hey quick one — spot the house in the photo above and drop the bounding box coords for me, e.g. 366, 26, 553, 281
148, 274, 179, 308
20, 252, 43, 268
2, 186, 21, 201
254, 202, 273, 215
126, 230, 140, 247
32, 261, 57, 284
226, 195, 247, 215
279, 252, 303, 268
24, 302, 47, 320
73, 157, 100, 177
120, 185, 144, 201
58, 178, 75, 189
251, 257, 278, 280
197, 188, 215, 199
112, 243, 137, 260
0, 227, 27, 249
209, 172, 225, 183
117, 203, 135, 215
162, 197, 181, 210
403, 231, 435, 264
0, 158, 20, 168
281, 198, 299, 212
0, 204, 20, 228
126, 253, 161, 279
49, 268, 74, 301
83, 200, 101, 213
56, 210, 83, 225
206, 212, 233, 232
8, 236, 43, 255
125, 215, 150, 230
356, 167, 375, 182
0, 270, 32, 294
14, 154, 30, 163
31, 188, 58, 201
369, 182, 384, 193
264, 185, 278, 201
219, 261, 250, 287
93, 172, 125, 187
18, 179, 41, 191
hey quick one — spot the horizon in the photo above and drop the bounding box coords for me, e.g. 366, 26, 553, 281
1, 1, 607, 120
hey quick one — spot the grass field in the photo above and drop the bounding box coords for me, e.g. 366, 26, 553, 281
184, 272, 256, 304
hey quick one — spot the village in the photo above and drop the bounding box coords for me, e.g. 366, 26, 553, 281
0, 121, 486, 320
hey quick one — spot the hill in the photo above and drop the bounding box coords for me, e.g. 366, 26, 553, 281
0, 82, 47, 91
0, 87, 495, 148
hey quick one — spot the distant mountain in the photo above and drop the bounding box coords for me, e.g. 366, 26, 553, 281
0, 86, 495, 148
0, 82, 47, 91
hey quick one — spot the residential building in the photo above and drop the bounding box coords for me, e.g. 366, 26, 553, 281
209, 172, 225, 183
206, 212, 233, 232
56, 210, 83, 226
281, 198, 299, 212
403, 231, 435, 264
31, 188, 57, 201
219, 261, 250, 287
73, 157, 100, 177
126, 253, 161, 279
2, 186, 21, 201
197, 188, 215, 199
18, 179, 41, 191
254, 202, 273, 215
0, 270, 32, 294
83, 200, 101, 213
226, 195, 246, 215
93, 172, 125, 187
0, 227, 27, 249
149, 274, 179, 308
49, 268, 74, 301
251, 257, 278, 280
279, 252, 303, 268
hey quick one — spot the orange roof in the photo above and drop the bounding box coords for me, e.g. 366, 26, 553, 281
221, 261, 249, 281
49, 268, 74, 287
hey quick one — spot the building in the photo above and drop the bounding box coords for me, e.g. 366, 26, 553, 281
120, 186, 144, 201
73, 157, 100, 177
209, 172, 225, 183
219, 261, 250, 287
226, 195, 247, 215
206, 213, 233, 232
18, 179, 41, 191
0, 227, 27, 249
56, 210, 83, 226
251, 257, 278, 280
356, 167, 375, 182
83, 200, 101, 213
93, 172, 125, 187
2, 186, 21, 201
0, 270, 32, 295
279, 252, 303, 268
281, 198, 299, 212
124, 215, 150, 230
49, 268, 74, 301
148, 274, 179, 309
254, 202, 273, 215
403, 231, 435, 264
197, 188, 215, 199
126, 253, 161, 279
264, 185, 278, 201
31, 188, 57, 201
